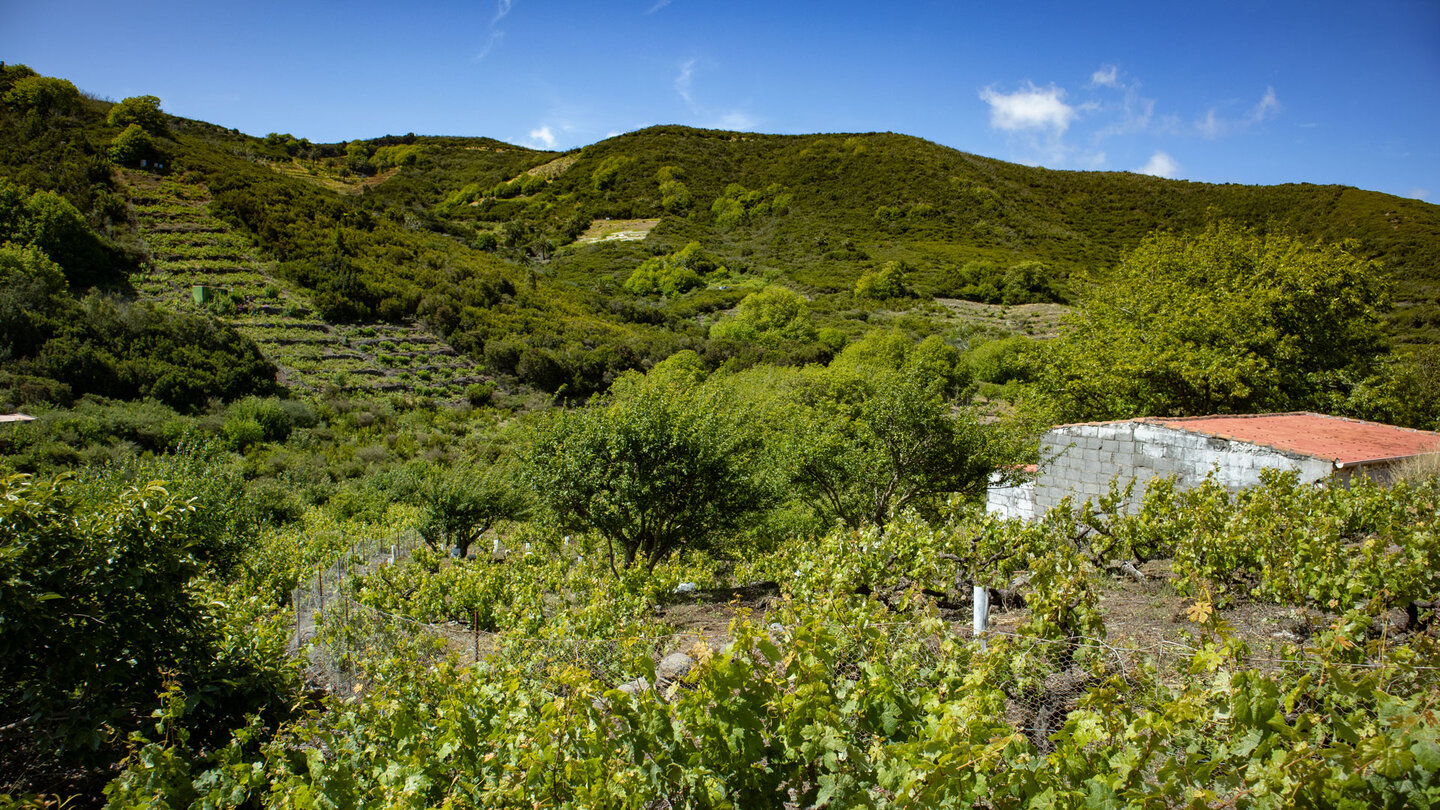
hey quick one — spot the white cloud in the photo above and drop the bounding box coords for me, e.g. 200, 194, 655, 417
476, 1, 517, 60
476, 30, 504, 60
1198, 108, 1223, 139
528, 125, 557, 149
669, 57, 755, 131
1409, 188, 1431, 201
646, 0, 671, 13
1097, 89, 1155, 140
1198, 87, 1281, 138
980, 83, 1077, 134
675, 58, 696, 105
1090, 65, 1120, 88
713, 111, 756, 130
1140, 151, 1180, 178
1247, 86, 1279, 124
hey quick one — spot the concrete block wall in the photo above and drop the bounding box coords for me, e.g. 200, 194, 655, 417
989, 419, 1339, 520
985, 476, 1035, 521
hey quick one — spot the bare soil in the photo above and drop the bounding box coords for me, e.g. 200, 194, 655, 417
574, 218, 660, 244
653, 561, 1326, 660
936, 298, 1071, 339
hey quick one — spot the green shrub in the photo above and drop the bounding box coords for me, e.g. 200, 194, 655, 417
221, 397, 294, 449
466, 381, 496, 406
964, 336, 1035, 384
106, 95, 167, 135
109, 123, 156, 166
854, 261, 912, 300
241, 478, 304, 528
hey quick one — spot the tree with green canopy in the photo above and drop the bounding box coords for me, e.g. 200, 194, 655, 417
109, 123, 155, 166
709, 285, 817, 344
1, 75, 82, 116
0, 473, 294, 756
417, 463, 528, 558
783, 330, 1025, 529
854, 260, 911, 299
523, 352, 772, 573
1039, 221, 1389, 420
106, 94, 167, 135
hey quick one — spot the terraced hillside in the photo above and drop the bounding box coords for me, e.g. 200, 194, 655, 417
121, 170, 488, 400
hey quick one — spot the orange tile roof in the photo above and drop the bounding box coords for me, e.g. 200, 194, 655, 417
1142, 413, 1440, 466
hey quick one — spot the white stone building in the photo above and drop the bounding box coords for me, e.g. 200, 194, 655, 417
988, 412, 1440, 521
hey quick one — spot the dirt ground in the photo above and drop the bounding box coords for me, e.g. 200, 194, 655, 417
658, 581, 782, 642
935, 298, 1072, 339
653, 560, 1327, 660
574, 218, 660, 244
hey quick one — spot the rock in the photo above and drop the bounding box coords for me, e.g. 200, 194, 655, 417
656, 652, 694, 681
673, 581, 697, 593
616, 676, 651, 696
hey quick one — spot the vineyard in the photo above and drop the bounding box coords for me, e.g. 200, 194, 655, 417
87, 469, 1440, 808
121, 171, 489, 402
3, 68, 1440, 809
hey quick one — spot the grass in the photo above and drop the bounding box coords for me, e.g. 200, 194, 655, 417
1393, 452, 1440, 484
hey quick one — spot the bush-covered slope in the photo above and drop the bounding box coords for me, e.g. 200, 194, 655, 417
441, 125, 1438, 340
5, 64, 1439, 413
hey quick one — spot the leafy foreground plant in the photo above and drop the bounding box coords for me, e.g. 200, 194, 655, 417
102, 588, 1440, 809
8, 458, 1428, 801
87, 466, 1440, 808
0, 472, 300, 801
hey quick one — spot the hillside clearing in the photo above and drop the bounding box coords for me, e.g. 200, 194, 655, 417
574, 218, 660, 244
937, 298, 1071, 339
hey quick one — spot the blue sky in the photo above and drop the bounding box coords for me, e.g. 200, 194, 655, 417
3, 0, 1437, 200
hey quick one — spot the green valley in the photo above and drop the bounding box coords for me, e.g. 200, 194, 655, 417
3, 64, 1440, 808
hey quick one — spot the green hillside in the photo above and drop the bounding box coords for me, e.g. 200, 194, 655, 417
3, 64, 1439, 413
431, 125, 1439, 341
6, 67, 1440, 807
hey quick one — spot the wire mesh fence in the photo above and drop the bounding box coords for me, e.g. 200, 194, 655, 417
288, 534, 1437, 741
290, 529, 425, 693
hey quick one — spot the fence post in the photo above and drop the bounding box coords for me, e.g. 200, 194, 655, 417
973, 584, 989, 651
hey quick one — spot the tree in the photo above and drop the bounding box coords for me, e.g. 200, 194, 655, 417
417, 464, 528, 558
0, 179, 114, 286
523, 352, 771, 573
709, 285, 818, 345
1349, 345, 1440, 431
1039, 222, 1389, 420
344, 140, 375, 176
854, 260, 911, 299
0, 475, 203, 750
624, 243, 717, 296
109, 123, 155, 166
106, 94, 167, 135
1, 75, 82, 116
658, 168, 692, 212
787, 364, 1020, 529
0, 242, 72, 358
